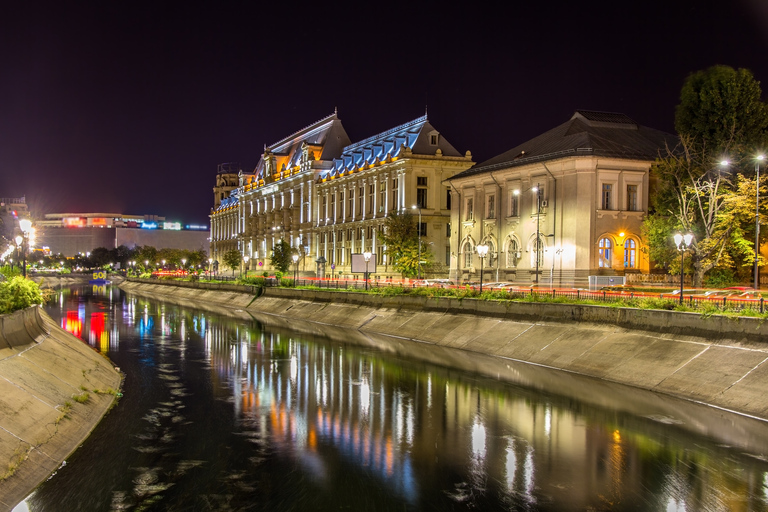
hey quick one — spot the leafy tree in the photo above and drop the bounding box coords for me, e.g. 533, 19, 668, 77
270, 239, 293, 274
378, 211, 429, 278
644, 65, 768, 286
676, 66, 768, 160
223, 249, 242, 276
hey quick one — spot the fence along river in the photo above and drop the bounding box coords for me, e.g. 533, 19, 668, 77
13, 284, 768, 511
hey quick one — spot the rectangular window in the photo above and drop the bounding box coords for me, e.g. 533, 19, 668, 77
446, 188, 452, 210
368, 184, 374, 214
391, 178, 399, 210
358, 186, 364, 216
466, 198, 474, 221
418, 222, 427, 237
417, 176, 428, 186
602, 184, 612, 210
379, 181, 386, 211
627, 184, 638, 211
487, 195, 495, 219
348, 188, 354, 216
510, 194, 519, 217
417, 188, 427, 209
446, 223, 451, 237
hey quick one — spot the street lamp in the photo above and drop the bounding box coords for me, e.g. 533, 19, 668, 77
411, 205, 422, 280
674, 232, 694, 304
292, 253, 299, 285
476, 244, 489, 292
755, 155, 765, 290
208, 258, 213, 280
532, 184, 542, 285
243, 255, 249, 277
181, 258, 186, 270
363, 251, 372, 291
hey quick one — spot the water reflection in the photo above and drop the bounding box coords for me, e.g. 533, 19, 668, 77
23, 285, 768, 511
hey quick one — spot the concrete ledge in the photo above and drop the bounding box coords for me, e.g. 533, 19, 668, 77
0, 307, 122, 512
119, 281, 768, 421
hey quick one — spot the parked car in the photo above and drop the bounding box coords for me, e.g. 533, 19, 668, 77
414, 279, 455, 288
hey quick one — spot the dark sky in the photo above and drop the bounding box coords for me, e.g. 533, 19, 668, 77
1, 1, 767, 226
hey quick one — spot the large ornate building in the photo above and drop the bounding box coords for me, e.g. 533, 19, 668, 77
210, 112, 473, 277
448, 111, 675, 287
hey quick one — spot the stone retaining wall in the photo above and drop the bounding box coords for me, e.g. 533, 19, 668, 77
0, 307, 122, 512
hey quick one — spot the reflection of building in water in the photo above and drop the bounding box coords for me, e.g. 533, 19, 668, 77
194, 317, 767, 510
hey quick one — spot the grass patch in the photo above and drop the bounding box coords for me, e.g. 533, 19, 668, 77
0, 444, 33, 481
72, 391, 90, 404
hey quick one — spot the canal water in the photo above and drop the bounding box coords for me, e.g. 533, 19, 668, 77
14, 285, 768, 511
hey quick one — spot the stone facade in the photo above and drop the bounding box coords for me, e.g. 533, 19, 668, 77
448, 111, 675, 287
209, 113, 473, 277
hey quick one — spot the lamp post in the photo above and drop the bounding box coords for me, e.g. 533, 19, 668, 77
208, 258, 213, 280
243, 256, 249, 278
476, 244, 489, 292
755, 155, 765, 290
14, 236, 23, 274
363, 251, 372, 291
674, 232, 693, 305
411, 205, 422, 280
181, 258, 186, 272
532, 184, 541, 285
292, 253, 299, 285
18, 219, 31, 278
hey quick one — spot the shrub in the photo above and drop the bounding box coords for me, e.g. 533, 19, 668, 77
704, 268, 737, 288
0, 277, 44, 314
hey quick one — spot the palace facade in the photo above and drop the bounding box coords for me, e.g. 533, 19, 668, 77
210, 112, 473, 277
448, 111, 675, 287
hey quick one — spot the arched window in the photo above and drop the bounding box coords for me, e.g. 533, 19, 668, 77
506, 239, 519, 267
486, 240, 496, 267
462, 242, 474, 268
531, 237, 544, 268
598, 238, 612, 268
624, 238, 637, 268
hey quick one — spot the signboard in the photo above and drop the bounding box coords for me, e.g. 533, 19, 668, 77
350, 253, 376, 274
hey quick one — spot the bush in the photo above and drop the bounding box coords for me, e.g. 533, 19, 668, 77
704, 268, 737, 288
0, 277, 44, 314
0, 265, 21, 280
239, 276, 266, 286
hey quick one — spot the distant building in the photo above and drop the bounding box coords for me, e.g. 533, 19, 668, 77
209, 112, 474, 277
0, 196, 31, 243
37, 212, 209, 256
447, 110, 675, 287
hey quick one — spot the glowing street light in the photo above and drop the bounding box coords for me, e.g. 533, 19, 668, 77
243, 255, 249, 277
476, 244, 489, 292
411, 205, 422, 280
755, 155, 765, 290
674, 232, 694, 304
292, 253, 299, 285
363, 251, 372, 291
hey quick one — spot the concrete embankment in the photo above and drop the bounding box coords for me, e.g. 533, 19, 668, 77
119, 279, 768, 421
0, 307, 121, 512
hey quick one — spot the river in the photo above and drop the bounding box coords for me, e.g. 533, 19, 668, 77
12, 284, 768, 511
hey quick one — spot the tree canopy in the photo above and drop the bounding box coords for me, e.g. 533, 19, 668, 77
378, 211, 429, 278
270, 239, 293, 275
645, 65, 768, 286
222, 249, 242, 275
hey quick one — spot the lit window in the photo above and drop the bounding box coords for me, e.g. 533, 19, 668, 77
599, 238, 612, 267
627, 185, 638, 211
624, 238, 636, 268
602, 184, 612, 210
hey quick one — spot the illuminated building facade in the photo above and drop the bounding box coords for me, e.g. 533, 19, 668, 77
0, 196, 31, 242
448, 111, 675, 286
37, 212, 209, 256
210, 112, 473, 276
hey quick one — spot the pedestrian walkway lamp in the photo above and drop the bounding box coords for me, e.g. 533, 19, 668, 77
292, 253, 299, 285
755, 155, 765, 290
18, 219, 32, 278
477, 244, 489, 292
243, 255, 249, 277
411, 205, 422, 280
14, 235, 23, 275
674, 232, 693, 304
363, 251, 372, 291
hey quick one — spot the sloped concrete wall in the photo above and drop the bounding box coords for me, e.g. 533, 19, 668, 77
0, 307, 122, 512
119, 280, 768, 421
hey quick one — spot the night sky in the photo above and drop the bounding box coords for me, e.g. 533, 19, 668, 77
1, 1, 767, 226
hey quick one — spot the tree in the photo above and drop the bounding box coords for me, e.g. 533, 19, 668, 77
378, 211, 429, 278
270, 239, 293, 274
676, 65, 768, 164
644, 66, 768, 286
223, 249, 242, 276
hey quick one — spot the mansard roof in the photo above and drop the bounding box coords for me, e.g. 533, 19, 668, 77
319, 115, 463, 180
451, 110, 676, 180
252, 112, 351, 180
